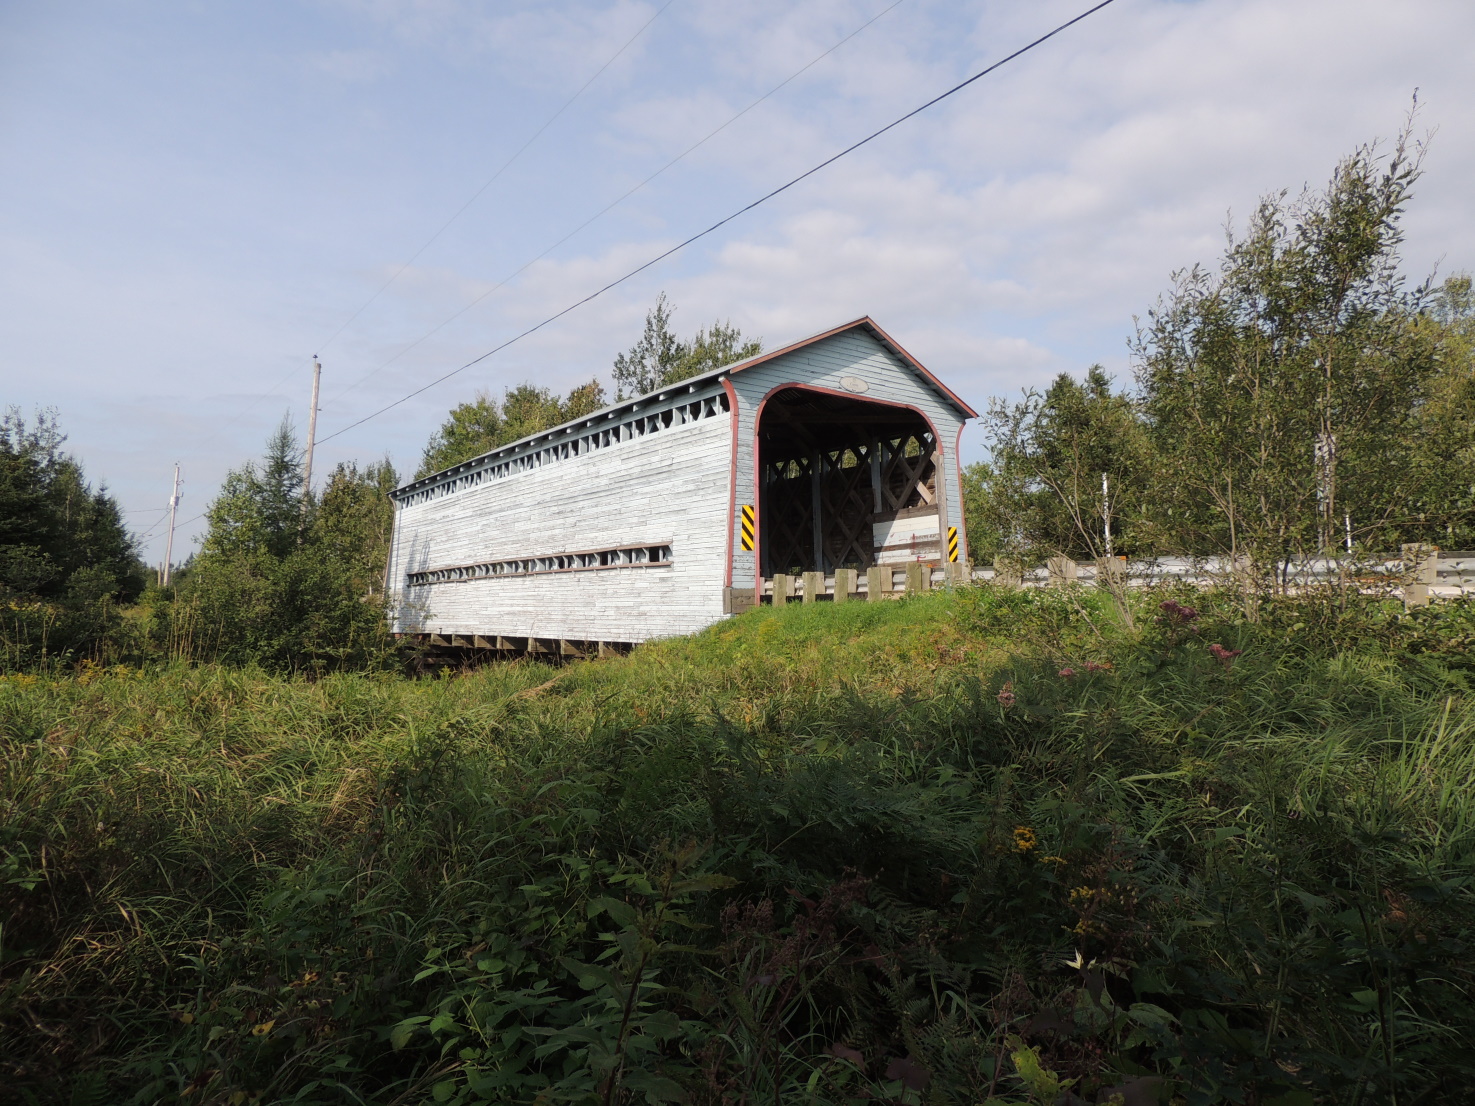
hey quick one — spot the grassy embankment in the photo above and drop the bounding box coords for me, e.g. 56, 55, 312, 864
2, 586, 1473, 1105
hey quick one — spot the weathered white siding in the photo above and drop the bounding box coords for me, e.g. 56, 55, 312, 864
873, 508, 941, 564
726, 328, 969, 590
386, 388, 732, 642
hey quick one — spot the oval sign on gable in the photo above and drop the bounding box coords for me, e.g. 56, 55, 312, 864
839, 376, 869, 394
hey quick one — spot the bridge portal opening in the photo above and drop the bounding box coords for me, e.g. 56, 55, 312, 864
756, 387, 939, 577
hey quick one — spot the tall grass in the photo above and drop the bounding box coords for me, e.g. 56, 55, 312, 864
2, 589, 1471, 1105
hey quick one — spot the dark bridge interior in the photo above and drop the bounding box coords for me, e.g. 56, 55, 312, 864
757, 388, 938, 576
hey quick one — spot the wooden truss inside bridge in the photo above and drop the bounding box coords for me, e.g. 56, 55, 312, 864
758, 388, 939, 576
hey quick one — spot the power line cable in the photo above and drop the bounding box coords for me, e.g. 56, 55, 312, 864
223, 0, 676, 430
314, 0, 679, 360
316, 0, 1119, 447
143, 510, 204, 546
321, 0, 909, 408
135, 516, 173, 543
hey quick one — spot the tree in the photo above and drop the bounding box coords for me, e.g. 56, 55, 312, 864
418, 295, 760, 478
309, 459, 399, 598
176, 423, 398, 672
1403, 274, 1475, 548
0, 408, 142, 601
966, 367, 1152, 562
417, 379, 607, 479
0, 417, 63, 599
1133, 126, 1439, 570
201, 417, 305, 560
0, 407, 145, 667
611, 292, 762, 399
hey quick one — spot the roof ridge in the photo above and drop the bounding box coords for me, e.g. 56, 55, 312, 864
397, 316, 974, 493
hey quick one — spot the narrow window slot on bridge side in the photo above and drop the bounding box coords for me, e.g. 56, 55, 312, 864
407, 543, 674, 587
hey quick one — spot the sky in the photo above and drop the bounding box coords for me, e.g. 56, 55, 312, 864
2, 0, 1472, 564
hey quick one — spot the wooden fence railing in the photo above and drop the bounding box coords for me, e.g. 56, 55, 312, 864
757, 548, 1474, 607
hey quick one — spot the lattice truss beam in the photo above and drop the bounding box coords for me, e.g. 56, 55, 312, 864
758, 389, 938, 575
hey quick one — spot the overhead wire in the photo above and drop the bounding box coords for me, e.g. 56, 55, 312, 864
223, 0, 677, 431
320, 0, 910, 409
134, 515, 175, 543
315, 0, 1120, 447
313, 0, 679, 361
139, 510, 205, 550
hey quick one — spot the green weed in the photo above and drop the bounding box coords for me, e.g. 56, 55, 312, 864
1, 588, 1471, 1104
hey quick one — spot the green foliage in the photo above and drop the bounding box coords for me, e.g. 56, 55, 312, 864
201, 417, 307, 561
418, 380, 607, 480
415, 293, 760, 480
967, 126, 1474, 569
0, 408, 145, 669
1406, 273, 1475, 548
2, 589, 1472, 1104
310, 458, 399, 581
1135, 128, 1440, 562
611, 292, 762, 400
969, 367, 1152, 561
162, 424, 399, 672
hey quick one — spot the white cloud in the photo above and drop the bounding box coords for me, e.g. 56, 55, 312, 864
4, 0, 1473, 559
334, 0, 665, 87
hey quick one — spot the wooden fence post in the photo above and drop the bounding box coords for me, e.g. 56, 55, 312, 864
1095, 556, 1125, 589
1048, 556, 1077, 587
865, 565, 887, 601
773, 574, 792, 607
905, 562, 929, 594
802, 571, 824, 604
994, 555, 1021, 588
1402, 543, 1438, 608
833, 568, 856, 602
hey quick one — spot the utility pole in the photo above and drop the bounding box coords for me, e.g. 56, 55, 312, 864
162, 463, 181, 586
302, 357, 322, 507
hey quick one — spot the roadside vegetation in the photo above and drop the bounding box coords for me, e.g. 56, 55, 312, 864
964, 127, 1475, 567
4, 121, 1474, 1106
3, 586, 1473, 1104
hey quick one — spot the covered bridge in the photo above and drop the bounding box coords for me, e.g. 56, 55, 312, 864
385, 317, 976, 655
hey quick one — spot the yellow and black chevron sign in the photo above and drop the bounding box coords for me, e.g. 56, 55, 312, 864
740, 504, 755, 551
947, 526, 960, 562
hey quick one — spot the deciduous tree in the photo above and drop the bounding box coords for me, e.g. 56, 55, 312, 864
417, 380, 607, 479
966, 367, 1151, 562
611, 292, 761, 399
1133, 127, 1438, 570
